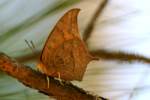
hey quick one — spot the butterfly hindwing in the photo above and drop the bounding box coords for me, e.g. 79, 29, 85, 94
39, 8, 92, 81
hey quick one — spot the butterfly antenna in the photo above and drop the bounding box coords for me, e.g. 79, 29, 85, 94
30, 40, 36, 49
25, 39, 36, 55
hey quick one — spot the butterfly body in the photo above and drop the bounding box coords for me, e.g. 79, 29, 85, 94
37, 9, 92, 81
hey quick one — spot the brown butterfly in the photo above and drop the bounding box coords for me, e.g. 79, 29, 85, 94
37, 8, 93, 81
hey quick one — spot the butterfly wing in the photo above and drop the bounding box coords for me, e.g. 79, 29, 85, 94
39, 8, 92, 81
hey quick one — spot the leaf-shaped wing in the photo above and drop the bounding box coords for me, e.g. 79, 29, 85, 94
38, 8, 92, 81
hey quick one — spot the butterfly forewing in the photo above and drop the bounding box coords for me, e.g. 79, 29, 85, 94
39, 8, 92, 81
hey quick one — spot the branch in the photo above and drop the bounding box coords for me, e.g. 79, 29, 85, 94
83, 0, 108, 42
0, 52, 108, 100
90, 49, 150, 64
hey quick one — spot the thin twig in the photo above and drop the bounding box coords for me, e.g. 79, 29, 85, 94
90, 49, 150, 64
16, 48, 150, 66
83, 0, 108, 43
0, 52, 108, 100
15, 50, 40, 63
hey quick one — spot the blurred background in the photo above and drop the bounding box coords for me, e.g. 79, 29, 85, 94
0, 0, 150, 100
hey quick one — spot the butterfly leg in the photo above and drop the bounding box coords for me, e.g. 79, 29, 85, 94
36, 67, 39, 72
46, 76, 50, 88
36, 68, 50, 88
36, 63, 50, 88
36, 63, 41, 72
57, 72, 63, 85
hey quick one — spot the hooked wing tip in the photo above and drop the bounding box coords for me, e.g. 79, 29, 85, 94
63, 8, 81, 18
68, 8, 81, 12
56, 8, 81, 37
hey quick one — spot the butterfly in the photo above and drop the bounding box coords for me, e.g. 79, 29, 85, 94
37, 8, 93, 81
